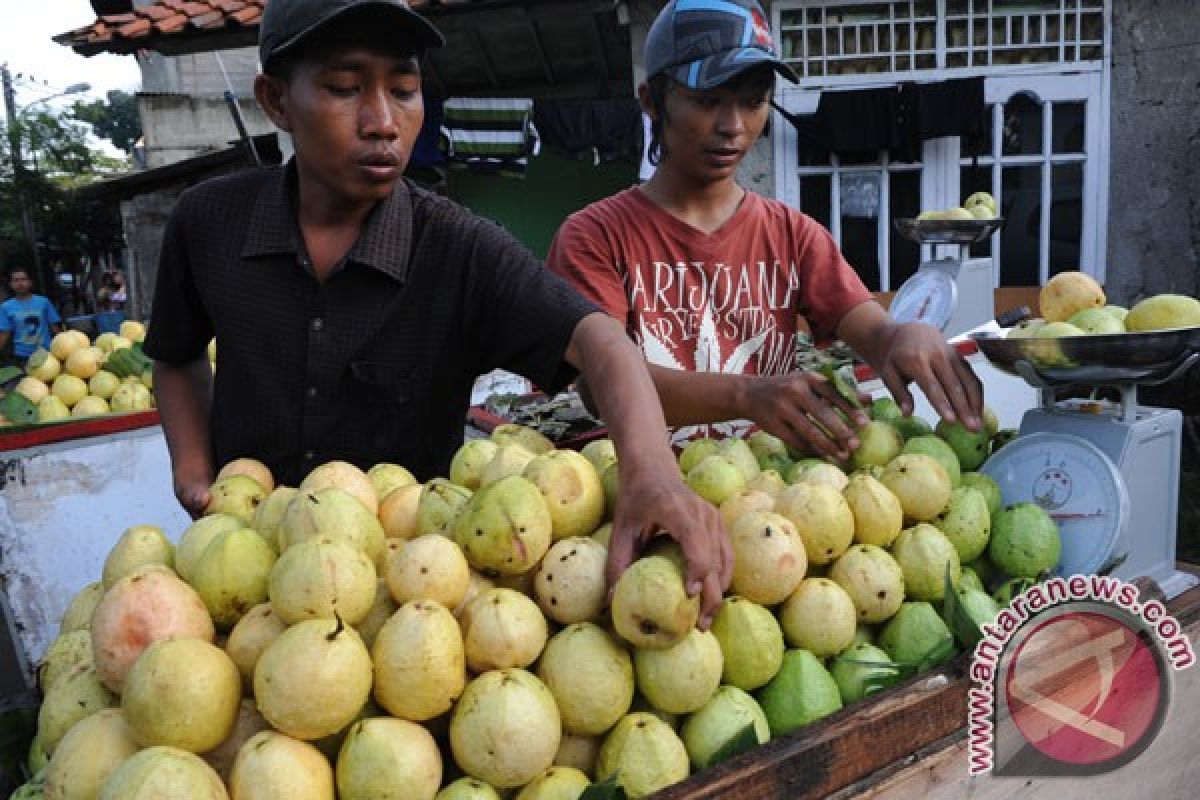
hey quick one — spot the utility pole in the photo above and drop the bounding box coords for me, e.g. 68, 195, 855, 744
2, 64, 46, 294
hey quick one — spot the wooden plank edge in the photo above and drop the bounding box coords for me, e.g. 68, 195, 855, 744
0, 411, 161, 451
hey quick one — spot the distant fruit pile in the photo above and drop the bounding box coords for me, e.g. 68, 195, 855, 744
19, 410, 1060, 799
4, 322, 154, 426
1009, 270, 1200, 339
916, 191, 998, 221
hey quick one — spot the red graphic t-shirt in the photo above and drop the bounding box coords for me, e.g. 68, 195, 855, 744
548, 188, 873, 439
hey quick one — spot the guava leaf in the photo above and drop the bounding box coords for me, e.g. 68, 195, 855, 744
0, 391, 37, 426
917, 637, 958, 672
0, 366, 21, 387
819, 363, 864, 409
708, 722, 761, 766
580, 775, 627, 800
943, 565, 984, 649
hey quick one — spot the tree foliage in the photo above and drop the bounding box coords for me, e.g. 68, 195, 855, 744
71, 90, 141, 154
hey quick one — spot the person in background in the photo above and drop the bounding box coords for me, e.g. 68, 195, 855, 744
548, 0, 983, 462
143, 0, 731, 625
0, 267, 63, 365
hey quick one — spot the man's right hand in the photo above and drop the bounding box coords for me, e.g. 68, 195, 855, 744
741, 371, 871, 462
173, 470, 213, 519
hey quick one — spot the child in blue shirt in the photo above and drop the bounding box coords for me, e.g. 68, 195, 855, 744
0, 267, 63, 361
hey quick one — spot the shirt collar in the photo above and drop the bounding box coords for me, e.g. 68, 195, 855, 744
241, 159, 414, 285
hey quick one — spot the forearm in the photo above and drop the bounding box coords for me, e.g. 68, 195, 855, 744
836, 301, 900, 369
647, 365, 755, 427
153, 358, 215, 484
566, 314, 679, 477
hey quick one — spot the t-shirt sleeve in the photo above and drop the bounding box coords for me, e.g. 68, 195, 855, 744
465, 217, 600, 394
546, 209, 631, 324
142, 194, 215, 363
42, 298, 61, 326
793, 213, 875, 342
0, 303, 12, 333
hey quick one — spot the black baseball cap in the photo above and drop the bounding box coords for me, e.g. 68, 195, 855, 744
645, 0, 798, 90
259, 0, 445, 69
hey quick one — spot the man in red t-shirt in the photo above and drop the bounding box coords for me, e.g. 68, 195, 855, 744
549, 0, 982, 460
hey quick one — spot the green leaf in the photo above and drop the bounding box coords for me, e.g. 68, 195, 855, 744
708, 723, 761, 767
0, 391, 37, 426
0, 366, 22, 387
580, 774, 628, 800
943, 565, 984, 649
819, 364, 864, 409
917, 637, 958, 672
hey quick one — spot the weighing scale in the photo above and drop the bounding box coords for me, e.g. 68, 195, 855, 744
972, 327, 1200, 599
890, 218, 1004, 337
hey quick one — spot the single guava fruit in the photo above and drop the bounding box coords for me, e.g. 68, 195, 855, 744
680, 685, 770, 770
336, 718, 442, 800
746, 469, 787, 498
843, 474, 904, 548
436, 778, 502, 800
1067, 307, 1125, 334
205, 475, 267, 525
59, 581, 104, 634
379, 484, 423, 540
480, 445, 538, 488
595, 713, 689, 799
678, 438, 720, 475
634, 628, 724, 715
192, 527, 277, 631
890, 524, 962, 602
224, 602, 286, 691
892, 414, 935, 441
554, 733, 601, 776
491, 423, 556, 455
459, 588, 548, 673
881, 454, 952, 522
775, 482, 855, 565
878, 602, 955, 666
992, 577, 1036, 607
717, 437, 762, 483
38, 665, 118, 756
1039, 271, 1105, 323
450, 668, 562, 789
719, 489, 776, 531
449, 439, 500, 490
97, 746, 228, 800
686, 454, 747, 507
538, 622, 634, 736
101, 525, 173, 588
216, 458, 275, 494
524, 449, 606, 540
229, 731, 334, 800
871, 396, 902, 422
728, 510, 807, 605
268, 536, 377, 626
123, 638, 241, 752
1007, 318, 1045, 339
849, 421, 903, 471
778, 578, 858, 656
932, 487, 991, 564
610, 547, 699, 650
988, 502, 1062, 578
829, 642, 900, 704
902, 435, 962, 488
367, 462, 418, 500
1126, 293, 1200, 331
43, 708, 139, 800
828, 544, 906, 623
756, 649, 843, 737
354, 580, 399, 650
385, 533, 470, 610
710, 596, 785, 691
252, 486, 298, 551
534, 536, 608, 625
581, 438, 618, 473
279, 487, 386, 570
453, 475, 553, 575
299, 460, 379, 515
747, 430, 789, 470
373, 600, 466, 722
176, 514, 244, 583
417, 478, 476, 536
38, 630, 93, 695
935, 419, 991, 472
950, 586, 1001, 631
792, 462, 849, 492
515, 767, 591, 800
255, 617, 374, 740
90, 565, 215, 694
959, 472, 1002, 517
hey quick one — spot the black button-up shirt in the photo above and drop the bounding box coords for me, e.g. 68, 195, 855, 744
144, 164, 597, 486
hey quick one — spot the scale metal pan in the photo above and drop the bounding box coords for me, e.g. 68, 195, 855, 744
893, 217, 1005, 245
971, 326, 1200, 384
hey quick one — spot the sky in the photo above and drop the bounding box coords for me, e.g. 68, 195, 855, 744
0, 0, 142, 112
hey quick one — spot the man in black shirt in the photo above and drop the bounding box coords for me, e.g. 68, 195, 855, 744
144, 0, 731, 624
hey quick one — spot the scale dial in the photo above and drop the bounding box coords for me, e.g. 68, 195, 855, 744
981, 432, 1129, 576
888, 268, 958, 331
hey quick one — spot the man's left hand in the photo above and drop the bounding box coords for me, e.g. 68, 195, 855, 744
878, 322, 983, 430
606, 466, 733, 630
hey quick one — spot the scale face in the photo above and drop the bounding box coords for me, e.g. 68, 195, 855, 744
982, 431, 1129, 576
889, 267, 958, 330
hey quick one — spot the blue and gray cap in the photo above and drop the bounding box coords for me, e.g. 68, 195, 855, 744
645, 0, 799, 90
